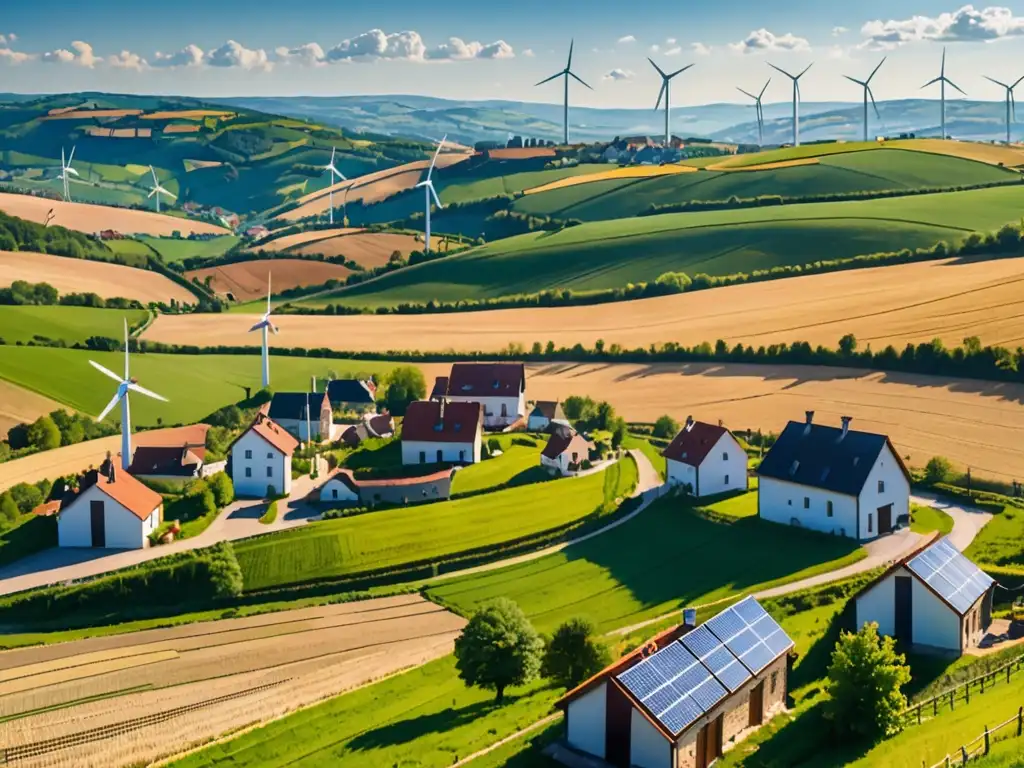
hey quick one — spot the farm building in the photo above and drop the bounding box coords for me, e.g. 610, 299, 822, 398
267, 391, 332, 442
400, 400, 483, 466
41, 459, 163, 549
555, 596, 792, 768
854, 536, 995, 654
319, 469, 361, 504
325, 379, 377, 414
438, 362, 527, 428
528, 400, 569, 432
756, 413, 910, 540
541, 428, 594, 476
128, 444, 205, 481
663, 418, 747, 497
229, 414, 299, 498
339, 413, 395, 446
320, 467, 454, 506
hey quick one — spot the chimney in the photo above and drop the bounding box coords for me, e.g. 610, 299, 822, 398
682, 607, 697, 628
685, 415, 695, 432
839, 416, 852, 441
718, 418, 723, 428
107, 460, 116, 484
804, 410, 815, 436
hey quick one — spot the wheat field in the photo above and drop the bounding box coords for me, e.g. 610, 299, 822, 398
523, 163, 696, 195
0, 194, 230, 236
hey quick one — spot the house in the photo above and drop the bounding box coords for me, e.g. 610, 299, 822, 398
229, 413, 299, 498
442, 362, 526, 428
854, 536, 995, 654
40, 458, 163, 549
756, 412, 911, 540
319, 468, 361, 504
541, 428, 594, 476
319, 467, 453, 506
602, 145, 622, 163
325, 379, 377, 415
339, 412, 394, 447
97, 229, 124, 240
245, 225, 270, 240
527, 401, 569, 433
663, 417, 747, 497
555, 596, 792, 768
127, 444, 204, 481
267, 391, 332, 442
400, 399, 483, 465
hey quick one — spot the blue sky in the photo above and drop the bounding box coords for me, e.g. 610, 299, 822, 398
3, 2, 1024, 107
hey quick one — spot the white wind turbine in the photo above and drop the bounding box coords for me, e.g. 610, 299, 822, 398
91, 319, 169, 471
535, 40, 593, 145
415, 135, 446, 253
983, 73, 1024, 145
650, 58, 695, 148
844, 57, 886, 142
58, 146, 78, 202
737, 78, 771, 146
767, 62, 813, 146
248, 274, 277, 388
922, 47, 965, 140
147, 166, 176, 213
322, 147, 347, 225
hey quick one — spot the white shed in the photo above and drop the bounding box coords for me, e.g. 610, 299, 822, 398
55, 462, 162, 549
319, 469, 360, 504
229, 414, 299, 498
663, 418, 747, 497
855, 536, 995, 654
540, 429, 593, 475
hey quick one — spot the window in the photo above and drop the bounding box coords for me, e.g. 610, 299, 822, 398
459, 450, 466, 462
501, 403, 508, 417
723, 452, 729, 461
803, 497, 810, 509
878, 480, 885, 493
787, 499, 792, 506
436, 449, 443, 463
267, 452, 273, 459
267, 466, 273, 477
770, 671, 778, 695
827, 501, 833, 517
332, 489, 338, 500
868, 513, 873, 533
245, 449, 252, 459
245, 467, 252, 478
419, 451, 426, 464
724, 474, 730, 485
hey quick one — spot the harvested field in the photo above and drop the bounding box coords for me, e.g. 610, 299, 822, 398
185, 259, 352, 300
255, 227, 364, 252
83, 127, 151, 138
141, 109, 234, 120
41, 109, 142, 120
0, 381, 65, 441
0, 194, 229, 237
0, 594, 463, 768
706, 157, 821, 172
888, 138, 1024, 167
289, 231, 424, 268
524, 163, 696, 194
162, 124, 201, 134
0, 251, 196, 304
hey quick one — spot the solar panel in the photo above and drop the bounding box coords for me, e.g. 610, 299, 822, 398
705, 597, 794, 675
906, 538, 994, 616
618, 661, 665, 700
660, 696, 704, 734
681, 625, 752, 693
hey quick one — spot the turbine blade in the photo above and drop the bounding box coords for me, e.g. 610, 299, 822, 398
569, 71, 593, 90
567, 39, 573, 69
759, 78, 771, 99
330, 146, 336, 165
941, 46, 946, 76
267, 272, 272, 315
946, 78, 967, 96
427, 134, 446, 179
66, 168, 79, 177
89, 359, 123, 384
535, 71, 563, 86
148, 188, 158, 198
163, 188, 177, 200
128, 382, 168, 402
61, 147, 65, 167
668, 63, 694, 78
269, 323, 279, 335
1012, 74, 1024, 90
844, 75, 865, 86
984, 75, 1008, 89
97, 391, 123, 423
655, 82, 666, 111
737, 87, 756, 100
797, 62, 814, 79
123, 318, 130, 380
429, 184, 443, 209
767, 62, 794, 79
648, 57, 667, 78
921, 77, 941, 88
67, 145, 75, 165
150, 165, 158, 184
867, 56, 886, 83
248, 320, 269, 332
868, 87, 881, 121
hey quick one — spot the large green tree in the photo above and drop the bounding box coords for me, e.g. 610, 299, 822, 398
454, 598, 543, 703
383, 366, 427, 416
26, 415, 60, 452
541, 617, 610, 689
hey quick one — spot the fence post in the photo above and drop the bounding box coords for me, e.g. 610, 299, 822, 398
1018, 706, 1023, 737
918, 704, 922, 725
965, 682, 970, 706
935, 697, 938, 717
984, 725, 990, 755
961, 746, 968, 766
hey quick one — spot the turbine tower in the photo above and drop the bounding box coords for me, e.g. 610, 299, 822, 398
535, 40, 592, 145
415, 135, 445, 253
649, 58, 694, 148
322, 147, 347, 225
737, 79, 771, 146
921, 47, 965, 140
147, 166, 176, 213
984, 74, 1024, 145
844, 57, 886, 142
91, 319, 169, 470
767, 62, 813, 146
248, 274, 277, 388
58, 146, 78, 202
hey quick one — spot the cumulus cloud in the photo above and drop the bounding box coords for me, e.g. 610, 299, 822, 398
322, 29, 426, 61
618, 35, 636, 43
277, 30, 513, 64
275, 42, 326, 66
0, 48, 31, 64
205, 40, 271, 70
729, 28, 811, 54
860, 5, 1024, 49
692, 42, 712, 55
664, 46, 682, 56
108, 50, 148, 70
152, 44, 205, 68
522, 48, 535, 57
832, 26, 849, 36
604, 68, 634, 80
42, 40, 99, 67
650, 44, 660, 53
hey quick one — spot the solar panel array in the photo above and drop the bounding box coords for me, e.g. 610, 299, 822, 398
616, 597, 793, 736
906, 537, 994, 614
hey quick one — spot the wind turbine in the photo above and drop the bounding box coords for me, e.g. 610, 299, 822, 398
58, 146, 78, 202
322, 147, 347, 225
535, 40, 592, 145
248, 274, 277, 389
415, 135, 445, 253
147, 166, 176, 213
844, 57, 886, 142
767, 62, 813, 146
649, 58, 695, 148
921, 47, 965, 140
91, 319, 168, 471
984, 74, 1024, 145
737, 78, 771, 146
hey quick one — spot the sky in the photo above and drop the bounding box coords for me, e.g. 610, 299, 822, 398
3, 2, 1024, 107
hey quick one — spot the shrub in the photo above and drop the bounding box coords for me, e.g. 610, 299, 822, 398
924, 456, 954, 486
26, 415, 60, 452
542, 617, 610, 689
383, 366, 427, 416
207, 541, 244, 598
652, 415, 679, 439
207, 472, 235, 507
454, 598, 544, 703
259, 500, 278, 525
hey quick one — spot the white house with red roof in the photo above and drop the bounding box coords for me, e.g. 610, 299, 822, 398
437, 362, 526, 428
400, 400, 483, 465
663, 417, 747, 497
229, 413, 301, 498
541, 428, 594, 476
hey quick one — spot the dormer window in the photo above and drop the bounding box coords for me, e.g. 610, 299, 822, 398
461, 384, 472, 391
433, 423, 443, 432
454, 423, 462, 431
492, 380, 500, 389
820, 467, 830, 482
789, 460, 800, 475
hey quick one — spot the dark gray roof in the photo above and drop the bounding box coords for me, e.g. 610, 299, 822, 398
757, 420, 907, 496
268, 392, 327, 421
326, 379, 376, 405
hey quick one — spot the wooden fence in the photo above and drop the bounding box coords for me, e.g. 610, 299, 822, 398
926, 705, 1024, 768
904, 654, 1024, 727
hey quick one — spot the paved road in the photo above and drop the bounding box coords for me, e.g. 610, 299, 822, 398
911, 491, 994, 552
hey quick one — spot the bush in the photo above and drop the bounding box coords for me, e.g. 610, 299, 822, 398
652, 415, 679, 439
454, 598, 544, 703
383, 365, 427, 416
26, 415, 60, 452
259, 500, 278, 525
206, 472, 234, 507
207, 541, 244, 598
541, 617, 610, 689
924, 456, 954, 486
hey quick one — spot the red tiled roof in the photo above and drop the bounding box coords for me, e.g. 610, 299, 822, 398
662, 420, 729, 467
32, 500, 61, 517
357, 468, 453, 488
368, 413, 395, 437
401, 400, 482, 443
238, 414, 300, 456
92, 467, 163, 521
447, 363, 525, 398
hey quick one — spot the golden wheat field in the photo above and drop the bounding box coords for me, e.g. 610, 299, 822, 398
887, 138, 1024, 167
254, 226, 365, 251
0, 380, 66, 441
706, 157, 821, 172
185, 258, 352, 300
289, 231, 426, 268
0, 194, 230, 236
41, 109, 142, 120
140, 109, 235, 120
524, 163, 697, 195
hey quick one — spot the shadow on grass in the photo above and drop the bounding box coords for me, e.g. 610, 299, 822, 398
734, 701, 875, 768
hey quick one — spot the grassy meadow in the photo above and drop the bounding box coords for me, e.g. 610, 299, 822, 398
0, 306, 149, 344
450, 441, 547, 497
137, 234, 240, 263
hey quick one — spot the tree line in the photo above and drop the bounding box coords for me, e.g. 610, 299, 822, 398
0, 280, 144, 309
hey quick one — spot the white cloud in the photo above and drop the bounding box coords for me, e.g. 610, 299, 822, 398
205, 40, 272, 71
42, 40, 99, 67
522, 48, 535, 57
0, 47, 31, 64
108, 50, 148, 70
152, 44, 205, 68
618, 35, 636, 43
861, 5, 1024, 49
729, 28, 811, 54
604, 68, 634, 80
650, 44, 660, 53
692, 42, 712, 55
8, 33, 15, 42
666, 37, 677, 45
423, 37, 514, 60
275, 42, 326, 66
832, 26, 849, 36
277, 31, 514, 64
324, 29, 426, 61
664, 46, 683, 56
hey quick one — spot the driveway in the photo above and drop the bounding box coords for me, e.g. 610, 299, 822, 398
910, 491, 994, 552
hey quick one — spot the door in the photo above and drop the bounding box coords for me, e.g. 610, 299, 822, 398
89, 500, 105, 548
878, 504, 893, 535
604, 685, 632, 768
697, 715, 723, 768
895, 575, 913, 645
749, 680, 765, 727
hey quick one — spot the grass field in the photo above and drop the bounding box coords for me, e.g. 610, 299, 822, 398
235, 457, 638, 591
426, 492, 863, 633
623, 434, 667, 481
137, 235, 239, 263
450, 442, 546, 497
910, 504, 955, 535
0, 306, 149, 345
964, 501, 1024, 570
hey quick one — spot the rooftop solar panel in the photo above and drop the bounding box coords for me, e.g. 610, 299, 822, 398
705, 597, 794, 675
906, 538, 994, 616
681, 625, 752, 693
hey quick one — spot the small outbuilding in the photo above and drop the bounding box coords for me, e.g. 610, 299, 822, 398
527, 400, 569, 432
663, 417, 747, 497
325, 379, 377, 415
541, 428, 594, 476
128, 444, 205, 482
267, 391, 332, 442
229, 413, 300, 498
319, 469, 361, 504
854, 535, 995, 654
400, 399, 483, 465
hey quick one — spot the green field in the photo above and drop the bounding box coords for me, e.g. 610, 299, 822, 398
235, 457, 638, 591
0, 347, 403, 426
964, 501, 1024, 571
427, 492, 865, 633
138, 235, 240, 263
0, 306, 149, 344
450, 442, 547, 497
307, 184, 1024, 308
910, 504, 955, 535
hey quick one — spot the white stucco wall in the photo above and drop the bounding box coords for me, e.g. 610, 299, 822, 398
856, 443, 911, 539
855, 568, 899, 638
401, 436, 481, 465
668, 433, 746, 497
912, 576, 961, 651
57, 483, 156, 549
566, 682, 606, 759
758, 477, 858, 538
447, 394, 524, 427
630, 707, 671, 768
232, 430, 291, 498
319, 477, 359, 504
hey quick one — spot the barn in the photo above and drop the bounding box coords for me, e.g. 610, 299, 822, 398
229, 414, 299, 498
400, 400, 483, 466
854, 536, 996, 654
556, 597, 792, 768
663, 418, 747, 497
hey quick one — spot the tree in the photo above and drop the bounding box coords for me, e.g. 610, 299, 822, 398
541, 617, 610, 689
839, 333, 858, 356
26, 415, 60, 452
924, 456, 953, 485
207, 472, 235, 507
610, 418, 628, 449
384, 366, 427, 416
0, 492, 19, 525
825, 622, 911, 741
653, 415, 679, 439
454, 598, 543, 703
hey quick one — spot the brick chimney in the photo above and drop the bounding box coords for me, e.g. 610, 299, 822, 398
803, 410, 814, 437
839, 416, 852, 441
685, 415, 695, 432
